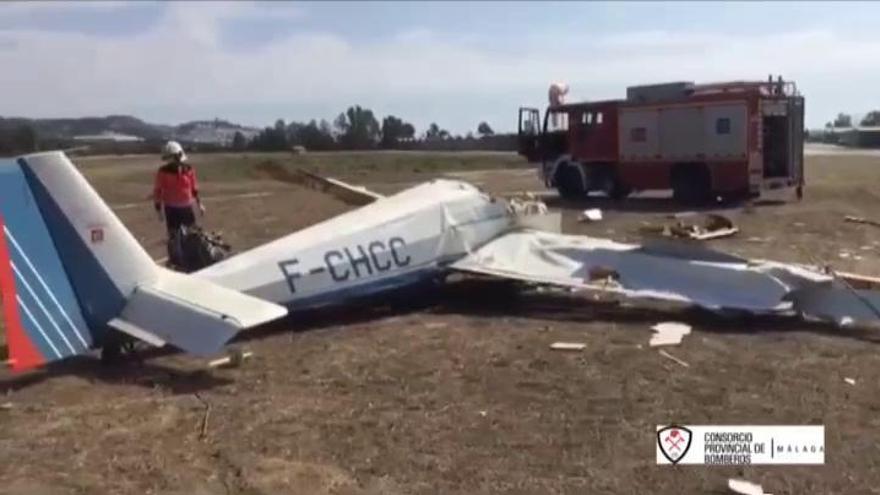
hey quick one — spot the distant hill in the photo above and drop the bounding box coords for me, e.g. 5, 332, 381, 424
173, 119, 261, 145
0, 115, 172, 141
0, 115, 259, 145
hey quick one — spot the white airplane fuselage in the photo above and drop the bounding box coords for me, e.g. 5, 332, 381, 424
195, 180, 515, 309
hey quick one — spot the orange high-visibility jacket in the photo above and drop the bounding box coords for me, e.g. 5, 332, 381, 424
153, 163, 199, 208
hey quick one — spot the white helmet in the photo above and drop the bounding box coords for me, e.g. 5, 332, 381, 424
162, 141, 187, 162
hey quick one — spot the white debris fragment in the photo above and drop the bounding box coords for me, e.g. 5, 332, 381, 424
478, 410, 488, 417
649, 322, 692, 347
728, 478, 768, 495
208, 350, 253, 369
579, 208, 603, 222
550, 342, 586, 351
839, 251, 851, 259
844, 377, 856, 386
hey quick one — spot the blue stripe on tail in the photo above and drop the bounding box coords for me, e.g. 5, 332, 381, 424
18, 158, 125, 333
0, 158, 93, 366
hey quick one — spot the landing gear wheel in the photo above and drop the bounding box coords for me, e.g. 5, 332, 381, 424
671, 166, 712, 206
602, 176, 631, 201
555, 164, 586, 200
100, 331, 142, 366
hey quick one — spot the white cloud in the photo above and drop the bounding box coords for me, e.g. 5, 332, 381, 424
0, 5, 877, 132
0, 1, 132, 14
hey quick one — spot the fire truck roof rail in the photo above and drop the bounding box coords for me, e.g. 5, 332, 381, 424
692, 79, 798, 97
626, 82, 695, 103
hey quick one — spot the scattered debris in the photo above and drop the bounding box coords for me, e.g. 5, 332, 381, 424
649, 322, 692, 347
550, 342, 586, 351
0, 402, 13, 410
845, 215, 880, 228
793, 222, 805, 228
844, 377, 857, 386
728, 478, 769, 495
508, 193, 549, 215
195, 393, 211, 440
746, 237, 767, 243
478, 410, 488, 417
424, 322, 448, 330
640, 213, 738, 241
578, 208, 603, 222
588, 266, 620, 282
208, 350, 254, 369
658, 349, 690, 368
839, 251, 852, 259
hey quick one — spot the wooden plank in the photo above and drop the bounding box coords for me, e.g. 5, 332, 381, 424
836, 271, 880, 290
845, 215, 880, 228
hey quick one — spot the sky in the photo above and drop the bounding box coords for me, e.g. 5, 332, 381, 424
0, 1, 878, 134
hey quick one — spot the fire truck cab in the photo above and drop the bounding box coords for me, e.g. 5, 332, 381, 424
518, 77, 804, 203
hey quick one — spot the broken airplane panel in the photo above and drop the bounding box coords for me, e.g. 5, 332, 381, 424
1, 150, 879, 372
451, 230, 880, 324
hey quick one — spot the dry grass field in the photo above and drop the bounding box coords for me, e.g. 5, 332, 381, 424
1, 147, 880, 494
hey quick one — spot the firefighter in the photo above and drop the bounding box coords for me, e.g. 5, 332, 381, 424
153, 141, 205, 236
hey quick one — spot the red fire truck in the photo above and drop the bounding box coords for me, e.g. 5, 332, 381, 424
518, 77, 805, 203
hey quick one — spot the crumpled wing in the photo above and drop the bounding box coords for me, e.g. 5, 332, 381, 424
256, 162, 383, 206
448, 230, 876, 323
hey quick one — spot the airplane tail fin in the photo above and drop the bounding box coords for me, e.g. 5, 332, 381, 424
0, 152, 286, 371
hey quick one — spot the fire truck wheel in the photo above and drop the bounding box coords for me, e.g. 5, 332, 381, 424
603, 178, 631, 201
671, 164, 711, 205
555, 163, 586, 200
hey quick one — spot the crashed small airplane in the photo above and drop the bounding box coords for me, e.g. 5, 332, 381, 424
1, 151, 879, 372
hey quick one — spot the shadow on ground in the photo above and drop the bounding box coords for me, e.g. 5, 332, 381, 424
544, 193, 787, 215
4, 279, 877, 392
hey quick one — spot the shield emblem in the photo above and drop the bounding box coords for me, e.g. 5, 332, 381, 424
657, 425, 693, 464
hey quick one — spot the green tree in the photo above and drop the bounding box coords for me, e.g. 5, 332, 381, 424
231, 131, 247, 151
401, 123, 416, 140
295, 120, 336, 151
477, 121, 494, 137
860, 111, 880, 127
425, 123, 441, 141
833, 113, 853, 128
380, 115, 415, 148
248, 119, 290, 151
335, 106, 380, 149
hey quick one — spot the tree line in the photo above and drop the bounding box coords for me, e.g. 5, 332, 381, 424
825, 111, 880, 129
238, 105, 505, 152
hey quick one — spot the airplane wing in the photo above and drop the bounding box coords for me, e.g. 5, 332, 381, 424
256, 162, 383, 206
449, 229, 880, 326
